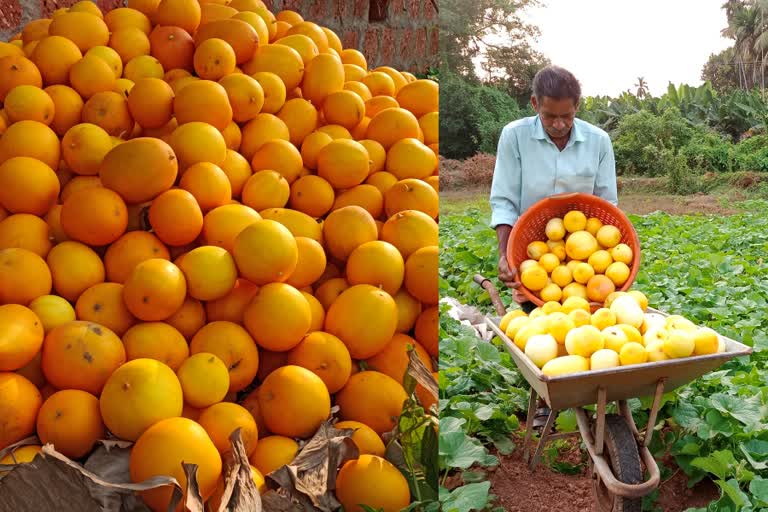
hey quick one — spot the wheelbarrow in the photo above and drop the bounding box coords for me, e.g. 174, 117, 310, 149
472, 274, 753, 512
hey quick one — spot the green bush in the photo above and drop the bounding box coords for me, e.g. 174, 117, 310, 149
664, 149, 699, 194
612, 108, 736, 176
612, 111, 676, 176
439, 71, 483, 159
734, 134, 768, 172
474, 85, 527, 154
678, 131, 735, 173
439, 70, 530, 159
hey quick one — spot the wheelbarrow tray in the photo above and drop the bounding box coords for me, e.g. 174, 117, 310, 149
485, 307, 753, 411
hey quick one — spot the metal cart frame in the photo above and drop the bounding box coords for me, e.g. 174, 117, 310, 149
472, 275, 753, 511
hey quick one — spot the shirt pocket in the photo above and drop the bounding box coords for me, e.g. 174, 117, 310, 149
566, 168, 596, 192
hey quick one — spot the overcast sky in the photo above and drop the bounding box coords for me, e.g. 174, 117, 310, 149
517, 0, 735, 97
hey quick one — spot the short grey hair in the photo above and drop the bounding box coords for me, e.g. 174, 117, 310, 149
532, 65, 581, 105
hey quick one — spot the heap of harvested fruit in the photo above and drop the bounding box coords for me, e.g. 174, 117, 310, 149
0, 2, 438, 511
518, 209, 634, 305
499, 291, 725, 376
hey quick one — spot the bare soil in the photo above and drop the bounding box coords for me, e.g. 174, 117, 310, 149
490, 446, 719, 512
445, 434, 720, 512
440, 186, 741, 216
618, 193, 738, 216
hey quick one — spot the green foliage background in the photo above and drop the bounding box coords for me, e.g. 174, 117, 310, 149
440, 76, 768, 188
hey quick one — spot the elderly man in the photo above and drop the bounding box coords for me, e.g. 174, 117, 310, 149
489, 65, 618, 431
490, 64, 618, 309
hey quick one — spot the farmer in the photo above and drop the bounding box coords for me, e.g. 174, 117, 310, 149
489, 65, 618, 431
491, 64, 618, 309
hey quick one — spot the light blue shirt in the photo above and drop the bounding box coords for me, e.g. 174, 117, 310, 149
489, 115, 618, 228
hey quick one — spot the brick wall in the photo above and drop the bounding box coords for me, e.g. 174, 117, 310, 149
264, 0, 438, 73
0, 0, 122, 41
0, 0, 438, 73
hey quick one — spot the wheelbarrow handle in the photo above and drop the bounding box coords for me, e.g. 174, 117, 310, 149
473, 274, 507, 317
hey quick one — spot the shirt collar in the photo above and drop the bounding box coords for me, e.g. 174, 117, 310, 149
532, 115, 586, 145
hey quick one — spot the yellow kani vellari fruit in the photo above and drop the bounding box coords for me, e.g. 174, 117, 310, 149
562, 282, 587, 301
666, 315, 697, 332
602, 326, 628, 352
565, 231, 598, 260
505, 316, 529, 340
563, 210, 587, 233
513, 322, 547, 351
550, 265, 572, 288
538, 253, 560, 273
641, 313, 667, 334
499, 309, 527, 332
604, 291, 627, 309
645, 341, 668, 362
547, 240, 566, 260
619, 342, 647, 365
572, 262, 595, 284
562, 296, 590, 314
527, 241, 549, 260
611, 243, 633, 264
663, 329, 695, 358
588, 250, 612, 273
692, 327, 719, 355
520, 266, 548, 291
566, 260, 582, 273
539, 283, 562, 303
585, 217, 603, 236
590, 349, 619, 370
540, 301, 563, 315
590, 308, 616, 330
564, 325, 604, 358
596, 225, 621, 248
628, 290, 649, 311
541, 354, 589, 377
545, 218, 565, 241
524, 334, 558, 368
605, 261, 630, 287
545, 312, 574, 344
617, 324, 643, 344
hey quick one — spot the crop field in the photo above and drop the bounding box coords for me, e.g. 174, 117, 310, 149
439, 200, 768, 512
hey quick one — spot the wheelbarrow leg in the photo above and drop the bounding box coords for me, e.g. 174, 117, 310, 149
529, 408, 558, 470
594, 386, 607, 456
523, 388, 538, 463
643, 379, 666, 448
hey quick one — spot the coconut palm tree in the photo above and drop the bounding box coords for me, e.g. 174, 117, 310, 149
721, 0, 768, 90
634, 77, 649, 98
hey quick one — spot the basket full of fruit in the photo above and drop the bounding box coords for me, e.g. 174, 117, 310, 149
508, 193, 641, 309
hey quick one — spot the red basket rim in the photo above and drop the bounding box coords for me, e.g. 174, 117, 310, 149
508, 193, 641, 309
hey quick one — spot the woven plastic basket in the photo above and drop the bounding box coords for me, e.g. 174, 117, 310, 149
507, 193, 641, 308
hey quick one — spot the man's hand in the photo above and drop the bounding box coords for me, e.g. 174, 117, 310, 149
498, 256, 519, 288
499, 257, 529, 304
496, 226, 528, 304
512, 289, 528, 304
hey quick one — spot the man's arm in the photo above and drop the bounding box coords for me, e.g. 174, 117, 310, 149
490, 125, 522, 290
496, 224, 512, 262
594, 134, 618, 206
490, 126, 522, 233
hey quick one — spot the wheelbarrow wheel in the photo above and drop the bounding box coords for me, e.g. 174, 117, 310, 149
591, 414, 643, 512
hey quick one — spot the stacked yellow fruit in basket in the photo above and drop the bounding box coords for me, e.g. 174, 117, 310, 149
0, 2, 438, 511
519, 210, 634, 304
500, 292, 726, 376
